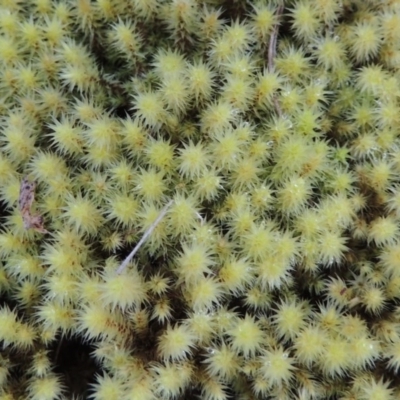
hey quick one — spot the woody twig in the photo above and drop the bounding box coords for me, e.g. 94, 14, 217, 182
19, 177, 48, 234
268, 3, 285, 117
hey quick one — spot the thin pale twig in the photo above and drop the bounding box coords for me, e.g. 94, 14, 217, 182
116, 200, 174, 275
267, 3, 285, 73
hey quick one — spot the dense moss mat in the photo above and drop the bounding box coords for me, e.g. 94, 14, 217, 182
1, 0, 400, 399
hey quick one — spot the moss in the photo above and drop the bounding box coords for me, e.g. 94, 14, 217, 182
1, 0, 400, 399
